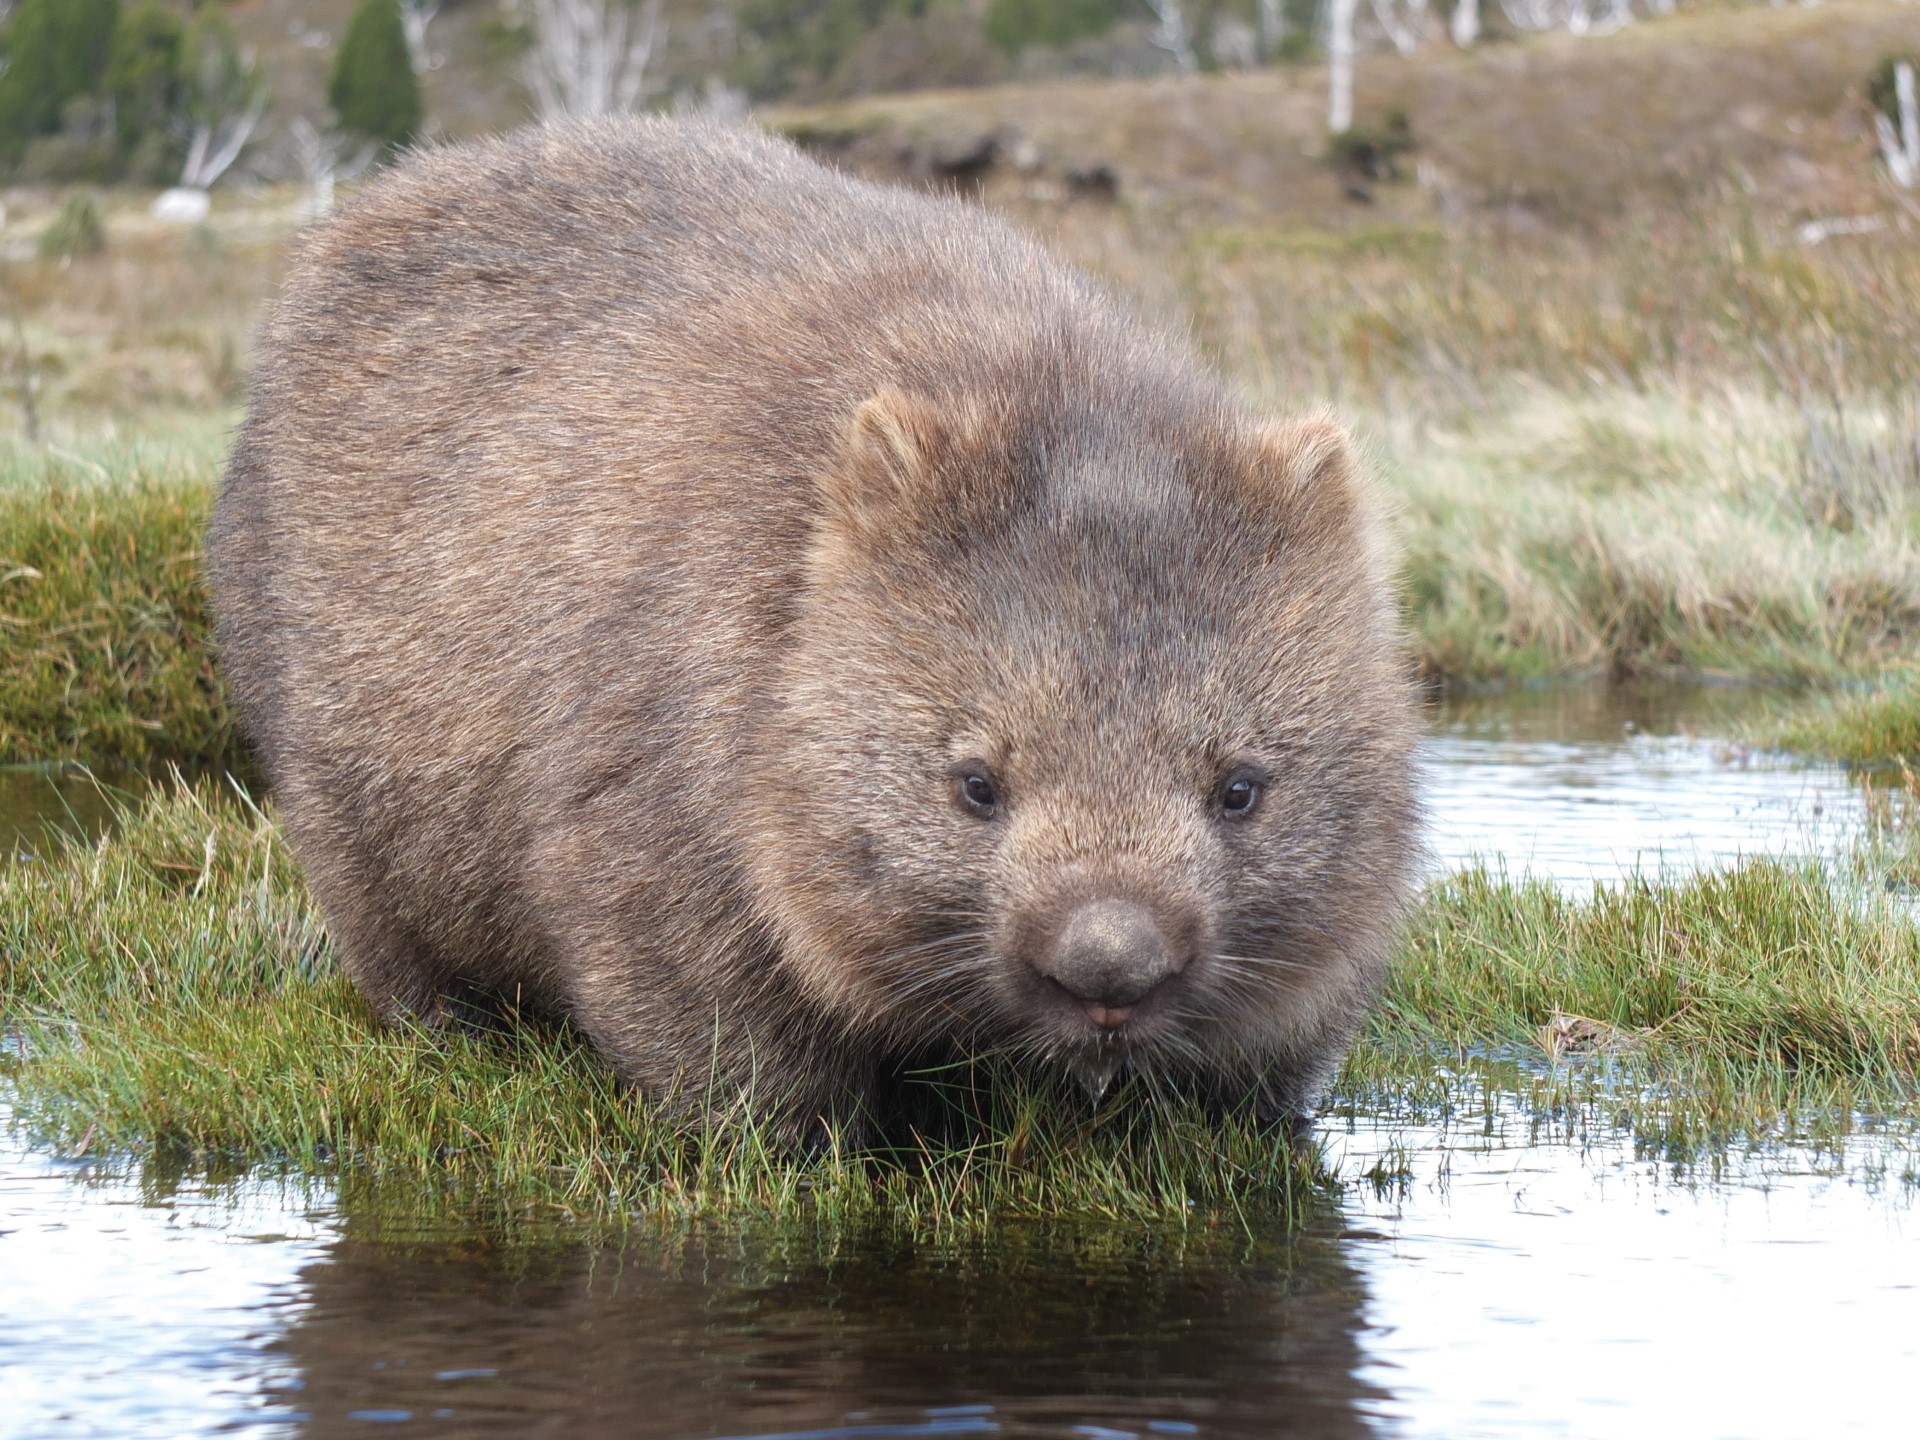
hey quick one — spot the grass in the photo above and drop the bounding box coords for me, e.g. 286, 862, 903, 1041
1765, 675, 1920, 766
0, 783, 1325, 1231
4, 782, 1914, 1227
0, 430, 237, 767
5, 206, 1920, 765
0, 5, 1913, 762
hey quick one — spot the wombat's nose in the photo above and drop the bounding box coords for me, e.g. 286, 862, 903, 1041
1044, 898, 1179, 1023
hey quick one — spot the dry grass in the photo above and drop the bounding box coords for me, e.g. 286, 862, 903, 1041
0, 3, 1914, 761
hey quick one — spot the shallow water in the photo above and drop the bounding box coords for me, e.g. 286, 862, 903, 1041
4, 1082, 1915, 1439
3, 684, 1915, 1439
1423, 683, 1883, 887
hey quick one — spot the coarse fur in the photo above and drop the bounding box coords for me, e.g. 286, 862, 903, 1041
208, 117, 1420, 1142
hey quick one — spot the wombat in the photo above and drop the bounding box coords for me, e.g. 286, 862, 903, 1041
208, 117, 1419, 1141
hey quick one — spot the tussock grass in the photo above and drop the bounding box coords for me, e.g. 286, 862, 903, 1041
1382, 386, 1920, 684
1768, 677, 1920, 766
1371, 858, 1920, 1128
5, 785, 1916, 1225
0, 434, 235, 767
0, 783, 1321, 1230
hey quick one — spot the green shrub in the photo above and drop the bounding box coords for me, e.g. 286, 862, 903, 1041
329, 0, 422, 150
105, 1, 184, 152
37, 194, 106, 260
0, 0, 121, 161
984, 0, 1125, 55
1328, 107, 1414, 180
1868, 53, 1919, 125
735, 0, 928, 100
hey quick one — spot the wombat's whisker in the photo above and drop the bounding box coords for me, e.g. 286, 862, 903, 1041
1211, 951, 1315, 973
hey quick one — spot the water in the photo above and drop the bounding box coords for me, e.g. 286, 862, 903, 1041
0, 764, 141, 860
2, 684, 1915, 1439
1423, 683, 1884, 888
4, 1087, 1915, 1439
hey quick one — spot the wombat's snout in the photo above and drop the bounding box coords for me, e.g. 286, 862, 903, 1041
1039, 898, 1185, 1029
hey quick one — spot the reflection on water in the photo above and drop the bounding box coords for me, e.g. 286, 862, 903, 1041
1424, 683, 1882, 887
274, 1219, 1374, 1438
0, 764, 141, 858
4, 1080, 1915, 1440
0, 1111, 323, 1437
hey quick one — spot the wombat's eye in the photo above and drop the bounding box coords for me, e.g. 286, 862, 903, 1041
1218, 772, 1263, 817
957, 768, 999, 817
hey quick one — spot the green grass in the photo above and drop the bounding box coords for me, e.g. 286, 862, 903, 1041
1765, 677, 1920, 767
0, 782, 1325, 1231
5, 783, 1915, 1228
8, 373, 1920, 768
0, 431, 236, 767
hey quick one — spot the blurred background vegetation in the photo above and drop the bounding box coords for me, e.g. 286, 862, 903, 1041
0, 0, 1918, 766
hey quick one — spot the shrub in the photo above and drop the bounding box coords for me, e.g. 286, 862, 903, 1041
105, 1, 185, 152
37, 194, 106, 261
0, 0, 121, 161
984, 0, 1125, 55
1867, 54, 1918, 125
1328, 107, 1414, 181
329, 0, 422, 150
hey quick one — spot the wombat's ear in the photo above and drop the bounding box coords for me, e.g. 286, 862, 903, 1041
816, 388, 976, 566
1241, 414, 1364, 554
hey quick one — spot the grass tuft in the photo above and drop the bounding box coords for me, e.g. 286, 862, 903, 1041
0, 782, 1324, 1231
5, 784, 1917, 1227
0, 434, 236, 767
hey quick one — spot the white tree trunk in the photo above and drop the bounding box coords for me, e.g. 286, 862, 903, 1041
1498, 0, 1558, 30
399, 0, 441, 73
1328, 0, 1357, 134
1450, 0, 1479, 45
1257, 0, 1285, 60
525, 0, 667, 121
1876, 60, 1920, 189
177, 87, 266, 191
289, 118, 377, 219
1145, 0, 1198, 73
1371, 0, 1428, 56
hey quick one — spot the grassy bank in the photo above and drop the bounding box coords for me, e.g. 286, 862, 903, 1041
8, 367, 1920, 768
0, 434, 234, 767
4, 784, 1914, 1226
2, 6, 1916, 763
6, 209, 1919, 766
1765, 675, 1920, 766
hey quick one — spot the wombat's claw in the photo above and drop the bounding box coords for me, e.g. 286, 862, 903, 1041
1074, 1047, 1124, 1105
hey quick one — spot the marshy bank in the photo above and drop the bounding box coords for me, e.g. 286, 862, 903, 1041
5, 772, 1918, 1436
5, 383, 1919, 775
5, 10, 1920, 1430
5, 725, 1915, 1230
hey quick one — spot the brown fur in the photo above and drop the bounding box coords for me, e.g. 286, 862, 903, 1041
207, 117, 1420, 1139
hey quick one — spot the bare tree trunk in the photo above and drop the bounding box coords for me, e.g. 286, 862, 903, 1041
1327, 0, 1357, 134
1258, 0, 1285, 60
525, 0, 667, 121
1877, 60, 1920, 189
1498, 0, 1558, 31
1450, 0, 1479, 45
1371, 0, 1428, 56
178, 88, 266, 191
289, 119, 376, 219
399, 0, 441, 73
1145, 0, 1199, 73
